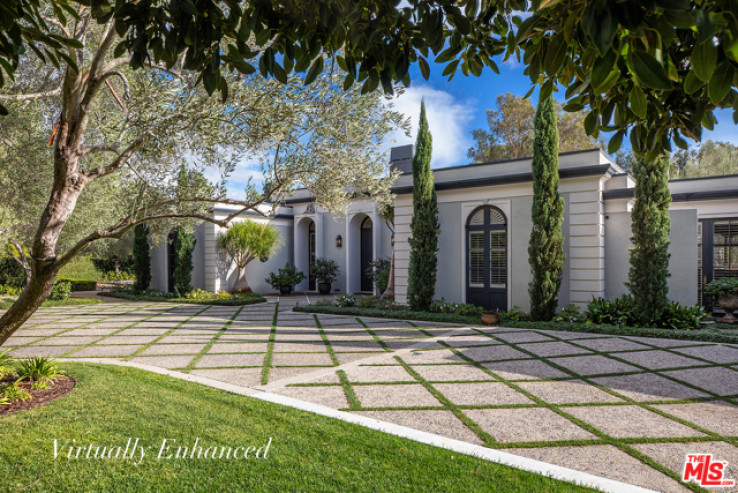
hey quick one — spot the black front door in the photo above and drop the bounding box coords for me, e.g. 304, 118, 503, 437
699, 218, 738, 311
308, 221, 316, 291
360, 217, 373, 292
466, 206, 507, 311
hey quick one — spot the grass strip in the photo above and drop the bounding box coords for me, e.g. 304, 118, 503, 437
355, 318, 392, 352
182, 306, 245, 372
260, 303, 280, 385
393, 355, 497, 445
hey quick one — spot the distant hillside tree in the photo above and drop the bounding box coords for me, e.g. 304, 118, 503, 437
467, 93, 603, 163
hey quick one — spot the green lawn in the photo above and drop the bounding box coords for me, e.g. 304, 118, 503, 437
1, 363, 591, 492
0, 296, 101, 309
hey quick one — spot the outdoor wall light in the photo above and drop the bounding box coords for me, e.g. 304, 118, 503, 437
259, 255, 269, 263
336, 235, 343, 248
391, 233, 395, 247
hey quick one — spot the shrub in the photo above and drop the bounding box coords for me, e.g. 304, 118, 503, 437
100, 271, 135, 281
429, 298, 483, 317
315, 298, 334, 307
500, 306, 529, 322
366, 258, 391, 293
553, 304, 586, 323
265, 263, 305, 290
133, 223, 152, 292
49, 281, 71, 301
358, 296, 377, 309
335, 294, 356, 307
173, 226, 196, 297
311, 258, 339, 284
2, 383, 31, 402
56, 278, 97, 291
374, 299, 404, 311
586, 295, 635, 326
0, 284, 20, 296
0, 277, 24, 288
655, 302, 707, 331
15, 357, 63, 385
0, 350, 15, 378
704, 277, 738, 299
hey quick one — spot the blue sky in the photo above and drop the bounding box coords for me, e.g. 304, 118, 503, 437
389, 58, 738, 169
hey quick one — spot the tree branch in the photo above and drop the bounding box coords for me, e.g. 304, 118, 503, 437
82, 138, 145, 180
0, 88, 62, 101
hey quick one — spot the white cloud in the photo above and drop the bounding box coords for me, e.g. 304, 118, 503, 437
205, 155, 266, 199
388, 85, 475, 168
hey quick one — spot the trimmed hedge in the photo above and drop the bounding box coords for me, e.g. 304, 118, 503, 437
293, 305, 480, 325
57, 278, 97, 292
104, 289, 266, 306
0, 277, 97, 291
499, 320, 738, 344
295, 305, 738, 345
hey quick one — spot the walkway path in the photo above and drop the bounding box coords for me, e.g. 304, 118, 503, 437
3, 298, 738, 492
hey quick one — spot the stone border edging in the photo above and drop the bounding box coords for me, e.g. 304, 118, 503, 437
58, 358, 655, 493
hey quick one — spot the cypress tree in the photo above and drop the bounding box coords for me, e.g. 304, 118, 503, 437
173, 226, 196, 297
528, 95, 565, 321
407, 100, 440, 311
627, 154, 671, 325
133, 224, 151, 292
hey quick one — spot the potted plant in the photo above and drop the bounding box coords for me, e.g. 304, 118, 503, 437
705, 277, 738, 324
481, 309, 499, 325
265, 263, 305, 295
310, 258, 339, 294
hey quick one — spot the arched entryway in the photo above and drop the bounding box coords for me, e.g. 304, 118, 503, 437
466, 206, 507, 311
360, 216, 373, 292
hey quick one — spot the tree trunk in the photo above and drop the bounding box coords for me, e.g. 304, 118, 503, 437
0, 265, 57, 346
381, 249, 395, 300
10, 243, 32, 286
230, 265, 253, 294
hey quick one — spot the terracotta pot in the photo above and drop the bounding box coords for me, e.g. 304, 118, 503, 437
279, 285, 293, 296
318, 282, 332, 295
718, 295, 738, 324
481, 311, 499, 325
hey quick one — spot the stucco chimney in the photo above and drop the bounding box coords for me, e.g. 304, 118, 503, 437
389, 144, 414, 175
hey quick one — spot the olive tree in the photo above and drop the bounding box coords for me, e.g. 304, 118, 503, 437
0, 9, 407, 346
218, 221, 281, 294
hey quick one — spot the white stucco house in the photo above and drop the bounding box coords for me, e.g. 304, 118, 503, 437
151, 145, 738, 313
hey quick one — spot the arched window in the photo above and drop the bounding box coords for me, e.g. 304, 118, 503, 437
466, 206, 507, 310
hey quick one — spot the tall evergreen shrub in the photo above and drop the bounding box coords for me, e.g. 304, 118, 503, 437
133, 224, 151, 292
173, 226, 196, 297
528, 95, 565, 321
627, 154, 671, 324
407, 100, 440, 311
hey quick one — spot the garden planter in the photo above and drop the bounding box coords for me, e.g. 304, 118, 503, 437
318, 282, 332, 295
718, 295, 738, 324
279, 285, 293, 296
481, 311, 499, 325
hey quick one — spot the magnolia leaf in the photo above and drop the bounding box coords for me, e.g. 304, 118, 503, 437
707, 62, 733, 104
629, 85, 647, 119
692, 40, 717, 82
631, 51, 672, 90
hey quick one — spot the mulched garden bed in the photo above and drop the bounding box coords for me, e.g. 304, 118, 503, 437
0, 376, 76, 417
